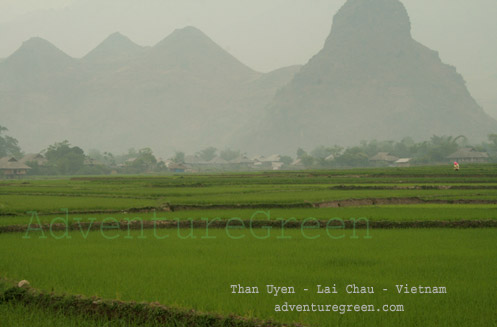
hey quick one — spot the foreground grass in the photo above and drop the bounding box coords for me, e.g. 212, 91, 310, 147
0, 229, 495, 326
0, 302, 138, 327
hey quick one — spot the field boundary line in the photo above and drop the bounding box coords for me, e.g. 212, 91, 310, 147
1, 219, 496, 234
1, 197, 497, 217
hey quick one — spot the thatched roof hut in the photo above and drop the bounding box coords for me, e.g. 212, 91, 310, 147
0, 157, 31, 178
447, 148, 489, 163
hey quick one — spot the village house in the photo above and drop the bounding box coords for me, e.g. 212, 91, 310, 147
229, 155, 253, 169
325, 154, 335, 162
0, 157, 31, 179
447, 148, 489, 163
369, 152, 399, 166
394, 158, 412, 167
206, 157, 230, 169
252, 154, 283, 170
167, 162, 187, 173
184, 155, 210, 167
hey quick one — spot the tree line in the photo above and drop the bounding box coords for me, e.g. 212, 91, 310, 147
1, 125, 497, 175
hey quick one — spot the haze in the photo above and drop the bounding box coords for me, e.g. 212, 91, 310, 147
1, 0, 496, 119
1, 0, 497, 158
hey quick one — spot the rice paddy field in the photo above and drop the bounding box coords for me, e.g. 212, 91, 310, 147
0, 165, 496, 326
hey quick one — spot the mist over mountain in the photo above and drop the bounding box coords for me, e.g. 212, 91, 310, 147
0, 27, 299, 154
0, 37, 75, 89
242, 0, 497, 154
1, 0, 496, 157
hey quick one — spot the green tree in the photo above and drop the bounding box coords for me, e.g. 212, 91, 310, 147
103, 152, 116, 166
488, 134, 497, 148
279, 155, 293, 166
197, 147, 217, 161
127, 148, 157, 172
335, 147, 369, 167
296, 148, 307, 159
484, 134, 497, 162
300, 154, 315, 167
219, 148, 240, 161
172, 151, 185, 164
393, 137, 416, 158
45, 141, 85, 174
415, 135, 461, 163
88, 149, 115, 166
0, 126, 22, 158
311, 145, 343, 166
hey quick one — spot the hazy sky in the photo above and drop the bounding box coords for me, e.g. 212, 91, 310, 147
1, 0, 497, 115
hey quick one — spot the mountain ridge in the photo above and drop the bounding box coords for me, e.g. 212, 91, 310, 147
0, 27, 293, 154
83, 32, 147, 64
1, 3, 496, 155
242, 0, 497, 154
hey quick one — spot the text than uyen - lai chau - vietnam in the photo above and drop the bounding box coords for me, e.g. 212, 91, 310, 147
230, 284, 447, 296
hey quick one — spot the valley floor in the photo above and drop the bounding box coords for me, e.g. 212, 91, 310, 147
0, 166, 496, 326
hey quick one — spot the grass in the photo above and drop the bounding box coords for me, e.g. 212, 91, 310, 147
1, 166, 496, 326
1, 166, 497, 215
1, 204, 497, 227
0, 302, 139, 327
2, 184, 497, 215
0, 194, 158, 215
0, 229, 496, 326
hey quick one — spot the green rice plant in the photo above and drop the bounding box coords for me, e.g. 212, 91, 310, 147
0, 229, 495, 326
1, 204, 497, 227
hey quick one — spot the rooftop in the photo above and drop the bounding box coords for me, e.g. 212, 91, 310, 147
369, 152, 399, 162
447, 148, 489, 159
0, 157, 32, 170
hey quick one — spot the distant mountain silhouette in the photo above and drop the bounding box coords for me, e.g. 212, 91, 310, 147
0, 27, 299, 153
3, 1, 495, 156
0, 37, 74, 89
243, 0, 497, 153
83, 32, 147, 65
